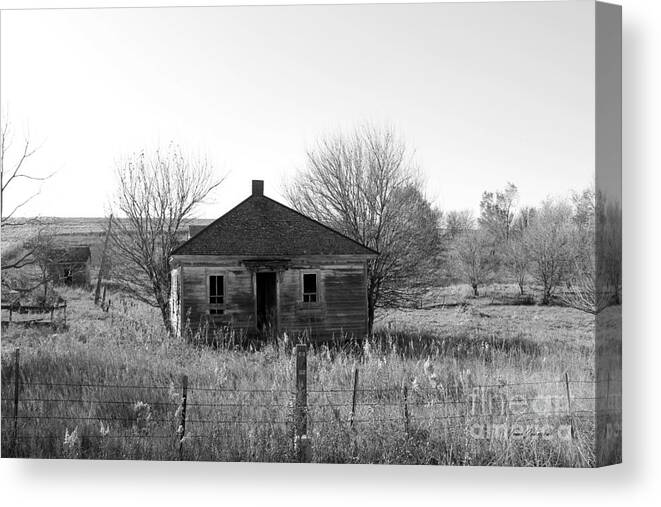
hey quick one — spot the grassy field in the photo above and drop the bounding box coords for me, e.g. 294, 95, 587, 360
0, 284, 609, 466
1, 217, 213, 268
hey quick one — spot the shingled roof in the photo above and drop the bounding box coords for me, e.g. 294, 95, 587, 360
172, 180, 377, 257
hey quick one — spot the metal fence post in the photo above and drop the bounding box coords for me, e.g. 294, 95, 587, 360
294, 344, 310, 462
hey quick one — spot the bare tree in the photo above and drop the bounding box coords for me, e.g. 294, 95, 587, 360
476, 183, 519, 287
526, 199, 575, 305
503, 207, 536, 295
504, 230, 531, 295
560, 189, 621, 313
478, 182, 519, 245
1, 228, 58, 299
108, 144, 223, 333
285, 125, 438, 333
438, 210, 474, 285
0, 116, 51, 229
453, 228, 496, 297
558, 246, 606, 314
444, 209, 474, 241
571, 187, 596, 232
1, 115, 53, 273
596, 194, 621, 305
23, 232, 59, 302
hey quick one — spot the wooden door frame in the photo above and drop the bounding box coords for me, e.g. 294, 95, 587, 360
254, 270, 279, 335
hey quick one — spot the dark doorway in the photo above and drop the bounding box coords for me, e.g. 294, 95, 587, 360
256, 272, 277, 334
64, 266, 74, 286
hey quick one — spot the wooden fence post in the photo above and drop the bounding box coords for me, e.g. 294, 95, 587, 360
95, 214, 113, 305
12, 348, 20, 456
294, 344, 310, 462
350, 367, 359, 429
402, 384, 410, 435
564, 372, 574, 438
178, 375, 188, 460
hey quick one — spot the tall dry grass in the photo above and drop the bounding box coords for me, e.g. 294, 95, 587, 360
1, 287, 604, 466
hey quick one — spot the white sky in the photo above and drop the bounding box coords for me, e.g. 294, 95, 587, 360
1, 1, 595, 219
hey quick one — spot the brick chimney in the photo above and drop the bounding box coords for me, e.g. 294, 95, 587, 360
252, 180, 264, 196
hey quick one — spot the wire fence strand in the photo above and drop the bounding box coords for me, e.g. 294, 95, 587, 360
1, 375, 613, 455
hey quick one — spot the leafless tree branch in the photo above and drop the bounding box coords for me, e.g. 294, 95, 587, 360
108, 143, 224, 333
285, 125, 441, 332
1, 115, 54, 234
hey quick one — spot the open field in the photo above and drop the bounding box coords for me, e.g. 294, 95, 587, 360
1, 217, 213, 268
0, 284, 612, 466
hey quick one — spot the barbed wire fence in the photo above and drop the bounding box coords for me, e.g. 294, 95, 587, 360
1, 346, 620, 462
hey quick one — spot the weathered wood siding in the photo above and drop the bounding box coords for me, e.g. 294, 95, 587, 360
278, 260, 367, 338
179, 263, 255, 332
172, 255, 369, 340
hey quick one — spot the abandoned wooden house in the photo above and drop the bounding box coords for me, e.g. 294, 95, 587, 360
47, 246, 92, 287
169, 180, 377, 340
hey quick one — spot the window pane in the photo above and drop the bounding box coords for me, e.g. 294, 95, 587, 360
209, 276, 224, 303
303, 274, 316, 294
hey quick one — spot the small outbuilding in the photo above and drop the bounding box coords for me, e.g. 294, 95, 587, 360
47, 246, 92, 288
169, 180, 377, 341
